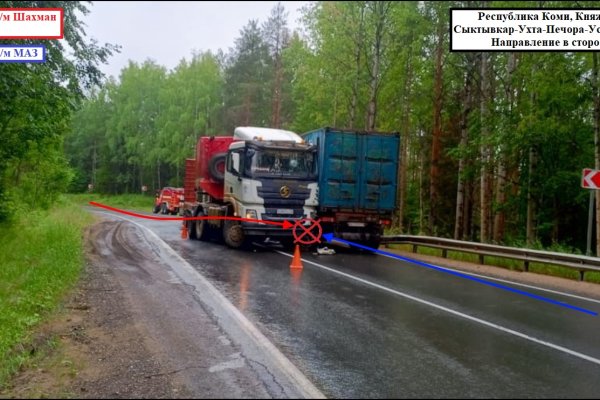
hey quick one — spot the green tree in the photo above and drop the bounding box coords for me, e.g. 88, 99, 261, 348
0, 1, 118, 220
157, 51, 224, 186
262, 2, 291, 128
223, 19, 272, 131
109, 60, 166, 192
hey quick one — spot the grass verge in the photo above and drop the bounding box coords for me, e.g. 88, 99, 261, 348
68, 193, 154, 213
0, 196, 94, 388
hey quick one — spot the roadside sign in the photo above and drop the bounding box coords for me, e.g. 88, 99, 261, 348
582, 168, 600, 189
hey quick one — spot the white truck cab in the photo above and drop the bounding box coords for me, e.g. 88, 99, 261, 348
221, 127, 318, 248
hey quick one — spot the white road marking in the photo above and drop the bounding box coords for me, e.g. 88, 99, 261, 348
378, 252, 600, 305
275, 250, 600, 367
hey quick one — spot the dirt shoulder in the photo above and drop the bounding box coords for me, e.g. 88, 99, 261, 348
1, 222, 186, 398
1, 219, 273, 399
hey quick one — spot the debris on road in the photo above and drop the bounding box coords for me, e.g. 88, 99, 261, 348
316, 247, 336, 255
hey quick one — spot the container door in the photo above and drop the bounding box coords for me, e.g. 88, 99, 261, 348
358, 134, 399, 211
321, 130, 360, 209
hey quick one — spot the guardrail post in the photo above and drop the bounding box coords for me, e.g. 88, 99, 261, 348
442, 249, 447, 258
523, 260, 529, 272
412, 244, 418, 253
478, 254, 484, 264
579, 270, 585, 281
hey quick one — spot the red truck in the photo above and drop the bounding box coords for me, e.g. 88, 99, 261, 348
153, 187, 184, 215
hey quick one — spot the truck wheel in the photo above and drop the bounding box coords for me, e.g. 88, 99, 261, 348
223, 220, 246, 249
183, 210, 197, 240
195, 218, 212, 241
161, 203, 168, 214
187, 219, 197, 240
208, 153, 226, 182
153, 204, 160, 214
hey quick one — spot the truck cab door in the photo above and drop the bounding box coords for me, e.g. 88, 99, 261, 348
224, 150, 244, 215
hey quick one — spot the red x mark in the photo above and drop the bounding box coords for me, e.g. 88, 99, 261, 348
292, 218, 322, 244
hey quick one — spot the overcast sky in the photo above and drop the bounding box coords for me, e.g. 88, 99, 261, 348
82, 1, 312, 80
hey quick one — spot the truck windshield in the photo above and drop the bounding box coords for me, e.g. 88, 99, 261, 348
246, 150, 315, 179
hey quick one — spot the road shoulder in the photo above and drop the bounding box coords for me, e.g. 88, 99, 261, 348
2, 218, 275, 398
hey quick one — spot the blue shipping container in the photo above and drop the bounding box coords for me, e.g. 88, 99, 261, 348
302, 127, 400, 212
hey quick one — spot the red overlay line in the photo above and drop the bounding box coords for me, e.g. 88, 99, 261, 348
89, 201, 293, 229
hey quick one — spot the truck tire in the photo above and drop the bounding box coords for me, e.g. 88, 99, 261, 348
161, 203, 168, 214
183, 210, 196, 240
223, 220, 247, 249
153, 204, 160, 214
187, 219, 197, 240
208, 152, 227, 182
195, 216, 212, 241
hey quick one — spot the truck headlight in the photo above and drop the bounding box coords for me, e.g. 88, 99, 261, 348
245, 209, 257, 220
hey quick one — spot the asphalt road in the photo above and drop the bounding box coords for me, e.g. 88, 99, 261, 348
94, 208, 600, 398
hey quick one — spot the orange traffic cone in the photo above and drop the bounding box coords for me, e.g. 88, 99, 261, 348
181, 222, 188, 240
290, 244, 303, 269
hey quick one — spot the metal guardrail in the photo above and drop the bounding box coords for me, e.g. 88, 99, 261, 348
381, 235, 600, 281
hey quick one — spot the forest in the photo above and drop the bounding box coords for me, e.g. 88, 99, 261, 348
3, 1, 600, 254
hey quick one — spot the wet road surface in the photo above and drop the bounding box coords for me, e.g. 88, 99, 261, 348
94, 209, 600, 398
86, 213, 323, 398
